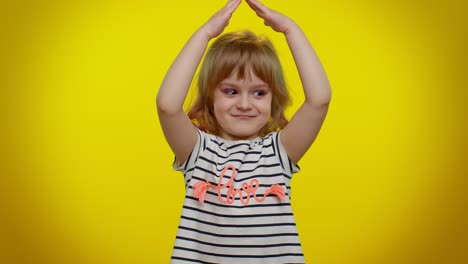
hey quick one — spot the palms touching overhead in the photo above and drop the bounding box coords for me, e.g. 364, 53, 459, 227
157, 0, 331, 165
200, 0, 242, 39
245, 0, 295, 33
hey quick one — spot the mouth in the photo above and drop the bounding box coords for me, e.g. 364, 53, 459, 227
232, 115, 256, 120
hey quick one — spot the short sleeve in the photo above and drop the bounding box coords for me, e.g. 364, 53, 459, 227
172, 129, 207, 184
275, 131, 300, 175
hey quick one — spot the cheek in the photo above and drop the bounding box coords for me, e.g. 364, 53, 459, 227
213, 98, 232, 117
213, 99, 225, 112
212, 92, 231, 123
260, 97, 273, 115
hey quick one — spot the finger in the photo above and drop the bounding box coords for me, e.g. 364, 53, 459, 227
246, 0, 267, 13
224, 0, 241, 21
247, 1, 268, 19
225, 0, 236, 8
245, 0, 259, 12
225, 0, 241, 12
229, 0, 242, 13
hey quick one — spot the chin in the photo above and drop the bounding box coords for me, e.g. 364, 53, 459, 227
228, 130, 260, 140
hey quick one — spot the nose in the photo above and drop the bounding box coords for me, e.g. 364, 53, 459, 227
236, 94, 252, 110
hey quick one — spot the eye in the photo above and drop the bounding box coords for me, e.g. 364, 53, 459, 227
223, 88, 237, 95
253, 90, 268, 97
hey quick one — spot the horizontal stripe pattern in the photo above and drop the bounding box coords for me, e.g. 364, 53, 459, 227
172, 130, 303, 264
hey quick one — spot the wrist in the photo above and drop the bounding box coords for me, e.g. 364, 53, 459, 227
195, 27, 213, 42
283, 19, 300, 36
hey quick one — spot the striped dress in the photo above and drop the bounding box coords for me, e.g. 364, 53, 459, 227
171, 129, 305, 263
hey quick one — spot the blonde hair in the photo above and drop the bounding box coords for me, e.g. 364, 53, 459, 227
188, 30, 291, 137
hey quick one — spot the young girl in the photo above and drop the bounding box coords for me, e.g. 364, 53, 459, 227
157, 0, 331, 263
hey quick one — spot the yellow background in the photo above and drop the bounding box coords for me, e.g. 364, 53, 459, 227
2, 0, 466, 263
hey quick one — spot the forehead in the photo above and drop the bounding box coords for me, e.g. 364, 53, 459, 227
221, 67, 268, 86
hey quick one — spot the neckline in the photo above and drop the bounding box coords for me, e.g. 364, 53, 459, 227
214, 134, 266, 150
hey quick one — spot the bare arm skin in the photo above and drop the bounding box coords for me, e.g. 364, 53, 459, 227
156, 0, 242, 165
246, 0, 332, 164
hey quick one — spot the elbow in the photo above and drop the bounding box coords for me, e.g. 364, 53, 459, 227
308, 92, 332, 108
155, 95, 166, 113
318, 93, 332, 107
320, 85, 332, 105
156, 95, 181, 116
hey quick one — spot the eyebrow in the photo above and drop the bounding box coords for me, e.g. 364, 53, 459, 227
219, 81, 269, 89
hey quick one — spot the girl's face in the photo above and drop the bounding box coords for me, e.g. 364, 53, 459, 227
213, 69, 272, 140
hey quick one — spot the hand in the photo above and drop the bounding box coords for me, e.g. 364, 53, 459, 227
200, 0, 242, 39
245, 0, 295, 34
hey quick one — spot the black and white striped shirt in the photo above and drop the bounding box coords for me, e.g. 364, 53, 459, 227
171, 129, 304, 263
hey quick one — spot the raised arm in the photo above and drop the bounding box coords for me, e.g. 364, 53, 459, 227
157, 0, 242, 165
246, 0, 332, 164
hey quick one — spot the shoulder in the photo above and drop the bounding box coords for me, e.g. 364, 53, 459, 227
270, 130, 300, 174
173, 129, 215, 171
262, 131, 279, 147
